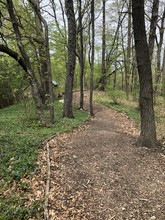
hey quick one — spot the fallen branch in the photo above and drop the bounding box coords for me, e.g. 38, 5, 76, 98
44, 142, 51, 220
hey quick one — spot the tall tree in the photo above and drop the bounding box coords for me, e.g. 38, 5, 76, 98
89, 0, 95, 116
100, 0, 106, 91
63, 0, 76, 118
28, 0, 54, 123
78, 0, 84, 109
132, 0, 157, 147
125, 0, 132, 99
34, 0, 50, 104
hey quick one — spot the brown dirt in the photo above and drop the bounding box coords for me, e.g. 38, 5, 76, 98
31, 92, 165, 220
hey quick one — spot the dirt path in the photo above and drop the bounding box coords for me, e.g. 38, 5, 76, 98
44, 93, 165, 220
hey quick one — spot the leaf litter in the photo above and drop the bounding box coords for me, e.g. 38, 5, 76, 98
19, 92, 165, 219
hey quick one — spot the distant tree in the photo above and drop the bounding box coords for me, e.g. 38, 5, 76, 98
100, 1, 127, 91
132, 0, 157, 147
63, 0, 76, 118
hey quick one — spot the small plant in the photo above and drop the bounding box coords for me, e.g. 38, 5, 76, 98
106, 86, 125, 104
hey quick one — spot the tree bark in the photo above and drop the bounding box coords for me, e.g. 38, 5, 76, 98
132, 0, 157, 148
63, 0, 76, 118
132, 56, 138, 101
78, 0, 84, 109
89, 0, 94, 116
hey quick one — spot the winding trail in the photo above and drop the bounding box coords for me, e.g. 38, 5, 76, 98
46, 92, 165, 220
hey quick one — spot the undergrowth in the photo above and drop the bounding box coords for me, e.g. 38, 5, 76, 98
0, 99, 89, 219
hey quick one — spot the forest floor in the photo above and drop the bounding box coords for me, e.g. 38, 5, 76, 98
28, 92, 165, 220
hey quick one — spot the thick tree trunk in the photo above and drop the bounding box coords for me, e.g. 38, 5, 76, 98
132, 0, 157, 148
30, 76, 47, 123
63, 0, 76, 118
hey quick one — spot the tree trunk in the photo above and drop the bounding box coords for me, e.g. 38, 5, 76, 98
132, 0, 157, 148
148, 0, 159, 61
125, 0, 132, 100
89, 0, 95, 116
100, 0, 106, 91
28, 0, 55, 123
120, 25, 128, 98
132, 57, 138, 101
34, 0, 49, 104
30, 76, 47, 123
154, 5, 165, 97
162, 47, 165, 102
78, 0, 84, 109
63, 0, 76, 118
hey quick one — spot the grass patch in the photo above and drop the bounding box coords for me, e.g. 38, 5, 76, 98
0, 99, 89, 219
94, 93, 140, 124
0, 190, 43, 220
95, 91, 165, 140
